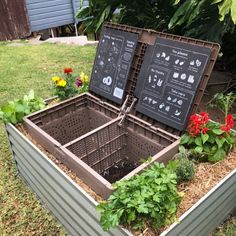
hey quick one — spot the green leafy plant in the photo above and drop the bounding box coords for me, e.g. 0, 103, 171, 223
209, 92, 236, 117
181, 112, 235, 163
0, 90, 45, 124
169, 146, 195, 183
96, 162, 182, 231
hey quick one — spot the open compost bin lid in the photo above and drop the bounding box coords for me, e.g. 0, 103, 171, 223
90, 23, 220, 132
89, 26, 139, 104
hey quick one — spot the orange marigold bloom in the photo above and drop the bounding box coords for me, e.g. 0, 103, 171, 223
64, 68, 73, 74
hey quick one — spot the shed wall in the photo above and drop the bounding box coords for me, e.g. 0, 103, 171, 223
25, 0, 89, 32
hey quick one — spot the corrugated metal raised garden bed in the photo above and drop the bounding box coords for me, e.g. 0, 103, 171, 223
4, 22, 236, 235
5, 122, 236, 236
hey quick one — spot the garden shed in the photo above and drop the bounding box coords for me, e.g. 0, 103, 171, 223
25, 0, 89, 32
0, 0, 88, 41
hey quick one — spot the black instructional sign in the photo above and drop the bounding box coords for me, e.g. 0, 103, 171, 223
135, 37, 211, 130
90, 27, 138, 104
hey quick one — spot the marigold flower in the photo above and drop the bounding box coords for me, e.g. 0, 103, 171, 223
52, 76, 60, 82
64, 68, 73, 74
56, 79, 67, 87
80, 72, 89, 83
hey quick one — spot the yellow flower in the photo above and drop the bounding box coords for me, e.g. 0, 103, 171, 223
52, 76, 60, 82
80, 72, 89, 83
56, 79, 67, 87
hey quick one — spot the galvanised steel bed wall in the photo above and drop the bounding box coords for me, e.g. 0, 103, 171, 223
5, 123, 236, 236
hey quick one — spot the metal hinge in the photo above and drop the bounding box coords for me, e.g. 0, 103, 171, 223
118, 96, 137, 126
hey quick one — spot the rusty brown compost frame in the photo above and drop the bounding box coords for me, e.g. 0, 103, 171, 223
24, 23, 219, 198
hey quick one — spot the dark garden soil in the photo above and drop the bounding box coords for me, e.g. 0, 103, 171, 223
101, 160, 138, 183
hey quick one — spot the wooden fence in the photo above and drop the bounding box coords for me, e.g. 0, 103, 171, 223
0, 0, 30, 41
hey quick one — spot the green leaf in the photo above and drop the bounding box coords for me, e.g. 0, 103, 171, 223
195, 146, 203, 153
195, 136, 202, 146
208, 148, 226, 162
215, 137, 225, 148
232, 0, 236, 23
201, 133, 209, 144
168, 0, 199, 29
178, 145, 186, 154
180, 134, 190, 144
127, 211, 136, 224
212, 129, 224, 135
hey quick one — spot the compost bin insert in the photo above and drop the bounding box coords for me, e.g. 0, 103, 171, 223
25, 94, 119, 145
65, 116, 176, 184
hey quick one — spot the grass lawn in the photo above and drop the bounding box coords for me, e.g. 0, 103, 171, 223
0, 42, 96, 235
0, 42, 235, 235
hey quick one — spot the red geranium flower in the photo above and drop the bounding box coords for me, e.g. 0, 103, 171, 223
64, 68, 73, 74
188, 112, 210, 137
226, 114, 234, 129
221, 125, 231, 133
201, 127, 209, 135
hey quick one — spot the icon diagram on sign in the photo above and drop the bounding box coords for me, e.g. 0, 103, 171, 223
177, 100, 183, 105
161, 52, 166, 58
188, 75, 195, 83
143, 96, 148, 101
159, 52, 170, 61
159, 103, 165, 109
157, 79, 163, 87
175, 59, 185, 66
196, 59, 201, 67
173, 72, 179, 79
190, 60, 195, 66
148, 75, 152, 83
103, 76, 112, 86
123, 52, 131, 61
174, 110, 181, 116
99, 60, 105, 67
175, 59, 179, 65
172, 98, 177, 103
180, 73, 187, 80
165, 56, 170, 61
190, 59, 202, 67
165, 106, 170, 112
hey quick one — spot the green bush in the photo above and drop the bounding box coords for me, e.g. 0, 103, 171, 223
174, 157, 195, 183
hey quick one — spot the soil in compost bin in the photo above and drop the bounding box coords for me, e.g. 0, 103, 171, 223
101, 160, 139, 183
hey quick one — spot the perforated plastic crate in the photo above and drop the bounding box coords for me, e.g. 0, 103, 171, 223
57, 115, 179, 197
24, 93, 120, 154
